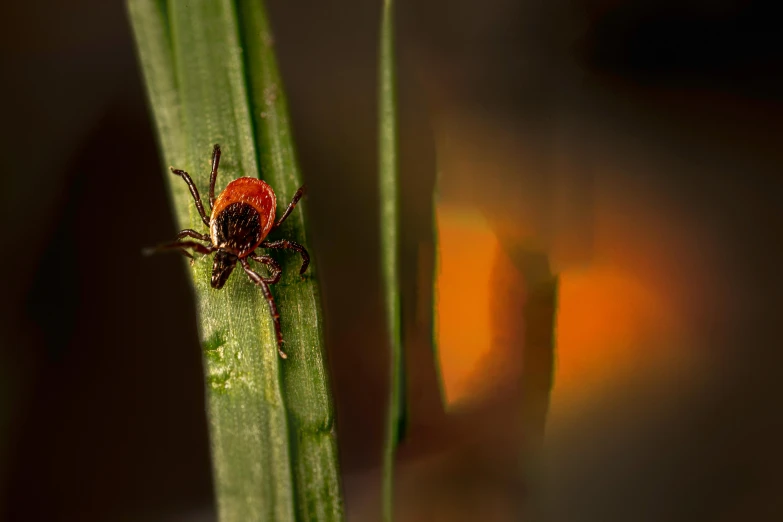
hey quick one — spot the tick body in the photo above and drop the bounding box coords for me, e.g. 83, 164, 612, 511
149, 144, 309, 359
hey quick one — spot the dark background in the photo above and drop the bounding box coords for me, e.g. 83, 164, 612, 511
1, 1, 782, 521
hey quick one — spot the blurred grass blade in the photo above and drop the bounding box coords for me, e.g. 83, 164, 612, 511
429, 182, 447, 410
515, 250, 558, 519
237, 1, 344, 521
129, 0, 345, 520
378, 0, 403, 520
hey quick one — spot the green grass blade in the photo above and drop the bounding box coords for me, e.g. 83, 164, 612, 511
237, 1, 344, 521
169, 2, 296, 518
378, 0, 403, 520
129, 1, 303, 520
515, 251, 558, 519
126, 0, 188, 214
430, 188, 447, 409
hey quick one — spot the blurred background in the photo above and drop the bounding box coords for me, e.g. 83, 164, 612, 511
1, 0, 782, 521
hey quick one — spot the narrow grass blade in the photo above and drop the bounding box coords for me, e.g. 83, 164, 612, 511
237, 1, 344, 521
129, 1, 297, 520
378, 0, 403, 520
429, 184, 447, 410
515, 251, 558, 519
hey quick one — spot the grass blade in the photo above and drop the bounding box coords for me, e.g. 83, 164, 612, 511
515, 251, 558, 519
126, 0, 187, 208
167, 1, 296, 518
128, 0, 343, 520
429, 184, 447, 410
237, 1, 344, 521
378, 0, 403, 520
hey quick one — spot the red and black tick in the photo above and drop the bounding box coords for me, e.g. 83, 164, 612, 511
147, 144, 308, 359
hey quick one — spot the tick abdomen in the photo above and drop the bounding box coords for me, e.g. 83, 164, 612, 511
209, 177, 277, 257
211, 202, 262, 256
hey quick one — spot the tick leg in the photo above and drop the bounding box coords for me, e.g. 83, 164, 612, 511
272, 185, 306, 230
171, 167, 210, 227
144, 240, 216, 257
261, 239, 310, 275
176, 229, 211, 241
179, 249, 195, 263
240, 258, 287, 359
249, 253, 282, 284
209, 144, 221, 210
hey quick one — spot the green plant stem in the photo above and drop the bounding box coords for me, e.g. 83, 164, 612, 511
126, 0, 187, 196
128, 1, 343, 520
378, 0, 402, 520
516, 251, 558, 520
238, 2, 343, 521
168, 1, 295, 520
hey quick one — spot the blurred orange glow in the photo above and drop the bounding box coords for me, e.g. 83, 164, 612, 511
435, 201, 700, 413
551, 264, 688, 412
435, 205, 498, 407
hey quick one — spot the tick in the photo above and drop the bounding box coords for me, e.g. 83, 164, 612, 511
148, 144, 309, 359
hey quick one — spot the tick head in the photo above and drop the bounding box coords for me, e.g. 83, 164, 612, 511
211, 250, 237, 289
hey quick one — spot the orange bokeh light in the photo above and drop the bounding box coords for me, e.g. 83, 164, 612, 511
434, 205, 498, 407
552, 265, 686, 411
435, 202, 698, 413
